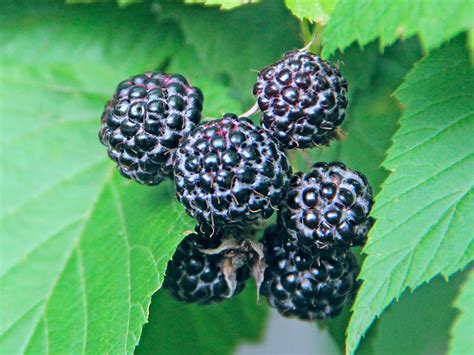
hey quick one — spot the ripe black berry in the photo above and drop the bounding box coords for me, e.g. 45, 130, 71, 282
99, 72, 203, 185
164, 232, 250, 305
253, 50, 348, 149
174, 114, 290, 232
261, 224, 359, 321
279, 162, 373, 252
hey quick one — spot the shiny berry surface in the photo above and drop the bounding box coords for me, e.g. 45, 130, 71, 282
174, 114, 290, 232
261, 225, 359, 321
99, 71, 203, 185
279, 162, 373, 252
254, 51, 348, 149
164, 233, 249, 305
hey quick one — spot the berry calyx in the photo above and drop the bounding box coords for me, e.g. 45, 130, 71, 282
164, 232, 250, 305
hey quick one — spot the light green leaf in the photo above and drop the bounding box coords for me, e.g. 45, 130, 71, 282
322, 0, 474, 57
346, 36, 474, 354
285, 0, 338, 25
449, 270, 474, 355
184, 0, 260, 10
0, 2, 195, 353
137, 285, 268, 354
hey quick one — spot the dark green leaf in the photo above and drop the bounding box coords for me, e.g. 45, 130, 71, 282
66, 0, 143, 6
159, 0, 301, 108
137, 285, 268, 355
358, 272, 467, 355
449, 269, 474, 355
167, 45, 243, 117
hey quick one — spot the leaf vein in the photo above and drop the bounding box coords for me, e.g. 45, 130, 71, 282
376, 153, 472, 213
110, 180, 132, 354
20, 168, 114, 352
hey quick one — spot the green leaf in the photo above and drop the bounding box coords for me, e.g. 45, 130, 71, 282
322, 0, 474, 57
0, 2, 196, 353
137, 284, 268, 354
160, 0, 301, 108
285, 0, 338, 25
358, 272, 467, 355
346, 36, 474, 354
449, 270, 474, 355
184, 0, 260, 10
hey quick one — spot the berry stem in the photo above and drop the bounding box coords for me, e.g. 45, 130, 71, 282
202, 116, 221, 122
239, 102, 259, 118
299, 20, 323, 55
300, 36, 317, 52
299, 19, 312, 45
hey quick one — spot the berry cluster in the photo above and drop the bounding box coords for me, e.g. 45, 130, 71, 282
98, 48, 373, 321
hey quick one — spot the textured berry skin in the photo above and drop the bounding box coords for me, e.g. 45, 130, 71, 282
164, 233, 249, 305
253, 50, 348, 149
279, 162, 373, 252
261, 224, 359, 321
99, 71, 203, 185
174, 114, 290, 232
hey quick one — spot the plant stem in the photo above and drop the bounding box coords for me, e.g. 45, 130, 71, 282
299, 19, 324, 55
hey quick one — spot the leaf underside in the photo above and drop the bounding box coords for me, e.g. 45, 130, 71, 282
137, 284, 268, 355
359, 272, 467, 355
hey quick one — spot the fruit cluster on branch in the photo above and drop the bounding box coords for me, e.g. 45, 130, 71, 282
98, 48, 373, 321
